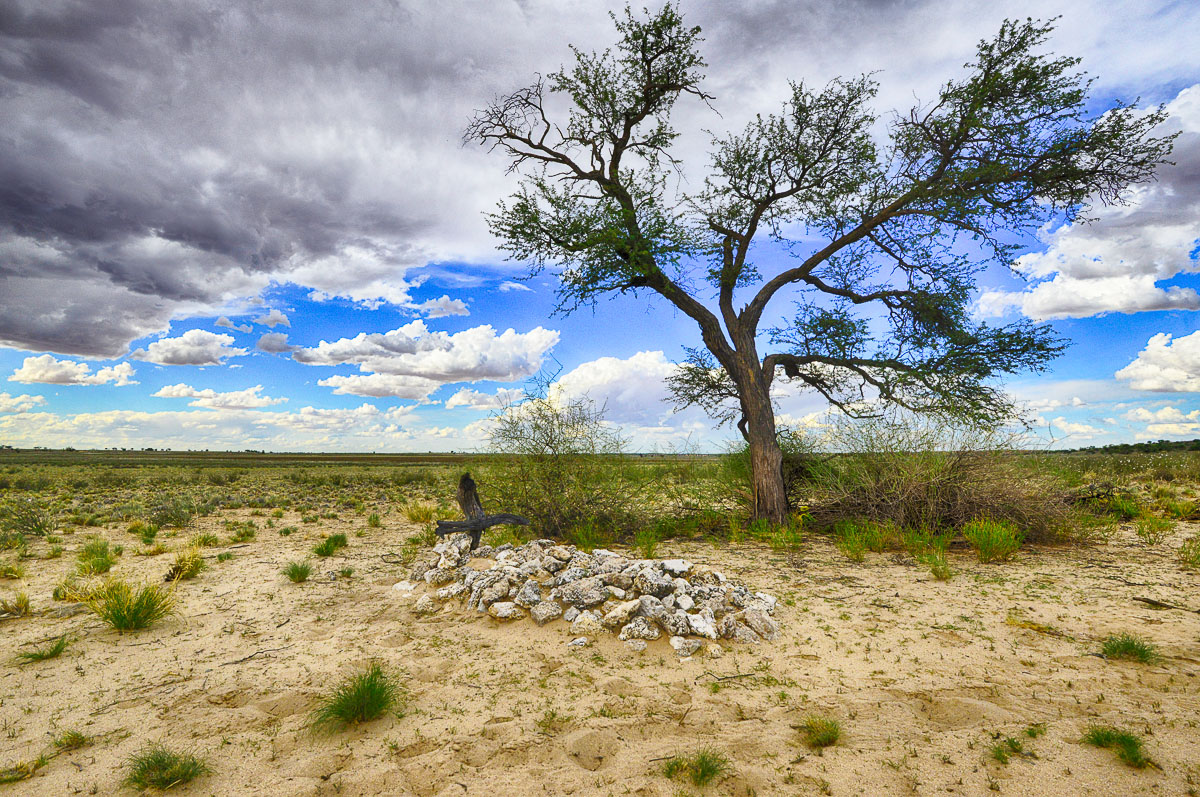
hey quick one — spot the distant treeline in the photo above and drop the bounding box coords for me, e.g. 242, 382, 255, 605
1063, 439, 1200, 454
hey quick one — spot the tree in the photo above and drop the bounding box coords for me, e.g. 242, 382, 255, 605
466, 5, 1175, 524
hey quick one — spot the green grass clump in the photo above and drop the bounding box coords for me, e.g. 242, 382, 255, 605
633, 528, 658, 559
800, 715, 841, 749
1, 496, 57, 538
962, 518, 1023, 563
662, 748, 731, 787
16, 634, 69, 663
1180, 533, 1200, 569
164, 547, 206, 581
916, 549, 953, 580
76, 537, 116, 576
191, 533, 219, 548
564, 519, 610, 552
0, 755, 49, 784
403, 502, 436, 524
1100, 632, 1158, 663
283, 561, 312, 583
0, 558, 24, 579
313, 533, 348, 557
1135, 516, 1173, 545
125, 745, 210, 790
54, 730, 90, 751
0, 591, 31, 617
225, 520, 256, 543
990, 736, 1023, 764
310, 662, 403, 731
1107, 493, 1142, 520
86, 578, 175, 631
833, 521, 867, 562
216, 552, 233, 563
367, 513, 381, 528
278, 525, 297, 536
1081, 726, 1151, 768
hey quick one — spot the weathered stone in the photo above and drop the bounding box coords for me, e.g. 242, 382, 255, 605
557, 576, 608, 608
707, 644, 724, 658
656, 609, 691, 637
618, 617, 661, 641
737, 608, 778, 641
563, 606, 580, 623
688, 565, 722, 586
633, 568, 674, 598
424, 567, 458, 586
488, 601, 525, 621
661, 559, 693, 577
547, 545, 574, 561
472, 545, 495, 559
750, 591, 778, 614
531, 601, 562, 626
661, 593, 676, 609
600, 571, 633, 591
513, 579, 541, 608
478, 577, 511, 608
552, 567, 589, 586
675, 593, 695, 611
606, 586, 626, 601
669, 636, 703, 657
541, 557, 566, 573
601, 599, 642, 629
566, 636, 589, 648
717, 614, 762, 643
687, 608, 719, 639
634, 595, 666, 621
414, 595, 438, 615
435, 582, 467, 601
571, 610, 604, 636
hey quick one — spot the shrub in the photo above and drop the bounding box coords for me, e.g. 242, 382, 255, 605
1100, 633, 1158, 663
164, 547, 206, 581
916, 549, 953, 580
1081, 726, 1150, 768
191, 533, 219, 548
311, 662, 403, 731
125, 745, 210, 790
718, 428, 827, 511
149, 498, 193, 529
0, 496, 57, 539
313, 533, 348, 557
216, 552, 233, 563
962, 518, 1023, 563
1180, 534, 1200, 569
54, 730, 90, 751
1107, 493, 1142, 520
0, 591, 31, 617
283, 561, 312, 583
16, 635, 69, 663
0, 558, 24, 579
800, 715, 841, 749
1135, 516, 1173, 545
811, 416, 1069, 542
225, 520, 256, 542
564, 519, 611, 552
662, 748, 731, 787
483, 393, 647, 538
76, 538, 116, 576
86, 578, 175, 631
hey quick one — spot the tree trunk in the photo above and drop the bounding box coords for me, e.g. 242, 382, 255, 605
742, 380, 788, 525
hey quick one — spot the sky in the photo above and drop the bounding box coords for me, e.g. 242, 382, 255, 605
0, 0, 1198, 453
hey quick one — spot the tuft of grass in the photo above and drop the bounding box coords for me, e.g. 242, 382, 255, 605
1179, 533, 1200, 569
54, 730, 91, 751
225, 520, 256, 543
916, 548, 953, 580
53, 577, 101, 603
0, 557, 24, 579
367, 513, 381, 528
278, 525, 296, 536
800, 715, 841, 749
283, 560, 312, 583
1134, 516, 1174, 546
662, 748, 732, 788
76, 537, 116, 576
310, 662, 403, 731
338, 566, 354, 579
1107, 493, 1142, 520
0, 591, 31, 617
164, 547, 206, 581
990, 737, 1023, 764
0, 755, 49, 784
16, 634, 69, 663
312, 533, 348, 557
833, 521, 867, 562
633, 528, 659, 559
403, 502, 436, 524
962, 518, 1023, 563
1081, 726, 1151, 768
86, 578, 176, 631
125, 745, 210, 790
216, 551, 233, 563
191, 533, 219, 548
1100, 632, 1158, 663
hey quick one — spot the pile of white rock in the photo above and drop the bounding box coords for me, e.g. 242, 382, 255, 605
403, 533, 779, 655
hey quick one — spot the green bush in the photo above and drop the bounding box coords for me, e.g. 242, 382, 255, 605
313, 533, 348, 557
800, 715, 841, 748
125, 745, 209, 789
1100, 633, 1158, 663
662, 748, 731, 787
76, 538, 116, 576
1135, 516, 1173, 545
962, 518, 1023, 563
283, 561, 312, 583
1180, 533, 1200, 569
0, 497, 57, 539
311, 662, 403, 731
86, 578, 175, 631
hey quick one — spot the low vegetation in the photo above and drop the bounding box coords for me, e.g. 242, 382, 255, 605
962, 518, 1024, 563
125, 745, 210, 790
86, 578, 176, 631
662, 748, 732, 788
799, 715, 841, 749
313, 533, 348, 557
311, 663, 403, 731
1081, 726, 1151, 768
1100, 633, 1158, 663
283, 560, 312, 583
164, 547, 206, 581
15, 634, 69, 663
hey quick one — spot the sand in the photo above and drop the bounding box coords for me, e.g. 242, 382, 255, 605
2, 512, 1198, 795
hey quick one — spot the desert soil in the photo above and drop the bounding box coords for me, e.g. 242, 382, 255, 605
2, 513, 1198, 796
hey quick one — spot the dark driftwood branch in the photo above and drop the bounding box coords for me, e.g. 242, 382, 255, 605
434, 472, 529, 550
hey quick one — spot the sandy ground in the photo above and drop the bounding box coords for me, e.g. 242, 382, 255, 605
2, 511, 1198, 796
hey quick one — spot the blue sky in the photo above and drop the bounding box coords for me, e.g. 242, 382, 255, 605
1, 1, 1199, 452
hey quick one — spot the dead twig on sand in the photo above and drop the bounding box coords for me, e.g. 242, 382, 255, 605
221, 645, 293, 666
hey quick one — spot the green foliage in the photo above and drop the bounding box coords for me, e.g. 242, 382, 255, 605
0, 591, 31, 617
225, 520, 256, 542
632, 528, 659, 559
216, 552, 233, 563
283, 561, 312, 583
86, 578, 175, 631
149, 498, 194, 529
564, 518, 612, 553
1100, 633, 1158, 663
76, 537, 116, 576
164, 547, 206, 581
367, 513, 382, 528
1179, 533, 1200, 569
310, 662, 403, 731
0, 496, 57, 539
125, 745, 210, 790
1135, 516, 1173, 545
54, 730, 90, 751
0, 558, 24, 579
0, 755, 49, 784
962, 518, 1024, 563
191, 533, 219, 548
313, 533, 348, 557
990, 736, 1023, 764
662, 748, 732, 787
833, 520, 867, 562
717, 430, 827, 510
16, 635, 69, 663
1081, 726, 1150, 768
402, 502, 436, 524
1107, 493, 1142, 520
800, 716, 841, 749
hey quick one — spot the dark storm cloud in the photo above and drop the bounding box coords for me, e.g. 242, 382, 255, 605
0, 0, 1196, 357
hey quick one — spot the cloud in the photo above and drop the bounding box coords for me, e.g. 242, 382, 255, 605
978, 85, 1200, 320
1051, 416, 1104, 439
253, 309, 290, 328
1124, 405, 1199, 423
1115, 331, 1200, 392
408, 295, 469, 318
9, 354, 137, 386
153, 383, 286, 410
293, 320, 559, 398
0, 392, 46, 413
444, 387, 524, 410
215, 316, 253, 333
131, 329, 247, 366
256, 332, 298, 353
498, 281, 533, 293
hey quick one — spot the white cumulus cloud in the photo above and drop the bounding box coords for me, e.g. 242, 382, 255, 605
9, 355, 137, 386
131, 330, 247, 366
152, 383, 286, 410
444, 387, 524, 410
408, 295, 469, 318
256, 332, 298, 353
0, 392, 46, 413
1115, 331, 1200, 392
215, 316, 253, 333
253, 309, 291, 328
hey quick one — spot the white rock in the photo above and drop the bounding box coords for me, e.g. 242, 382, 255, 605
392, 580, 417, 595
563, 606, 581, 623
676, 594, 695, 611
669, 636, 703, 657
487, 601, 525, 621
531, 601, 563, 626
618, 617, 661, 641
414, 594, 437, 615
566, 637, 589, 648
571, 610, 605, 636
661, 559, 693, 576
687, 608, 719, 640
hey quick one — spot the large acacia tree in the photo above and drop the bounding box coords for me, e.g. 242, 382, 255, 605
466, 5, 1174, 523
